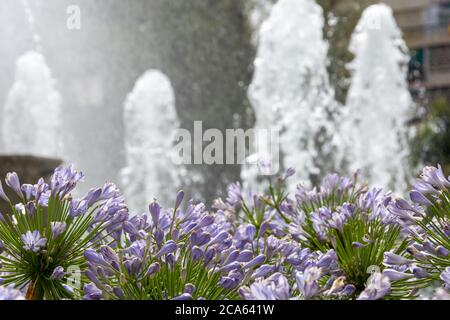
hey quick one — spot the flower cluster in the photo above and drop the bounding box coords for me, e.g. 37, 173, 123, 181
384, 165, 450, 298
1, 164, 449, 300
82, 192, 243, 300
0, 165, 127, 299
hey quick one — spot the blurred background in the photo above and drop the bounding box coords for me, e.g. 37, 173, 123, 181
0, 0, 449, 210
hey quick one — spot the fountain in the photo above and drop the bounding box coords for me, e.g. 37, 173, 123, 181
0, 0, 63, 212
242, 0, 339, 191
339, 4, 413, 192
120, 70, 183, 214
2, 51, 62, 158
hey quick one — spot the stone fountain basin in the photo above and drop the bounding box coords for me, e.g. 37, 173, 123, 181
0, 155, 62, 212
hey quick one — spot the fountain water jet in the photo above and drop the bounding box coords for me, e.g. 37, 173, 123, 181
2, 51, 62, 158
339, 4, 413, 192
20, 0, 42, 52
242, 0, 339, 191
121, 70, 183, 214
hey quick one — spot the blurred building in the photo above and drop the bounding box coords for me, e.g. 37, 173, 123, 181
384, 0, 450, 101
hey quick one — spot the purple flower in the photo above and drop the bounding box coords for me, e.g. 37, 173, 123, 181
156, 240, 177, 257
149, 201, 161, 226
340, 284, 356, 296
226, 183, 242, 206
204, 247, 217, 265
412, 266, 430, 279
245, 224, 256, 240
420, 165, 450, 190
237, 250, 253, 262
210, 231, 229, 246
241, 273, 290, 300
251, 265, 275, 279
175, 190, 185, 208
69, 199, 88, 217
190, 231, 211, 247
224, 250, 240, 265
295, 266, 322, 299
382, 269, 414, 281
50, 266, 65, 280
83, 188, 103, 206
172, 293, 192, 300
409, 190, 433, 207
5, 172, 23, 198
21, 230, 47, 253
183, 283, 196, 295
25, 202, 36, 216
358, 273, 391, 300
326, 276, 346, 296
191, 246, 204, 261
244, 254, 265, 270
21, 184, 35, 201
84, 249, 110, 267
388, 199, 424, 223
51, 221, 67, 238
436, 246, 450, 257
328, 212, 346, 232
50, 165, 84, 199
0, 181, 10, 202
99, 246, 119, 264
195, 215, 215, 229
283, 167, 296, 180
34, 178, 50, 206
123, 221, 140, 237
0, 286, 24, 300
113, 287, 125, 299
145, 262, 160, 277
83, 283, 102, 300
440, 267, 450, 287
220, 261, 241, 273
220, 277, 238, 290
98, 183, 121, 201
384, 252, 412, 266
352, 242, 365, 249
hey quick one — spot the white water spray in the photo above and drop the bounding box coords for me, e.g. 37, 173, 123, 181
243, 0, 339, 191
2, 51, 62, 158
121, 70, 182, 214
20, 0, 42, 52
340, 4, 413, 192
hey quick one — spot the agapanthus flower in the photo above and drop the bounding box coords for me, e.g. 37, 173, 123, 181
358, 273, 391, 300
51, 221, 67, 238
240, 273, 290, 300
50, 165, 84, 199
0, 180, 10, 202
441, 267, 450, 289
419, 165, 450, 192
21, 230, 47, 253
383, 252, 412, 266
0, 286, 25, 300
5, 172, 23, 198
295, 266, 322, 299
50, 266, 65, 280
382, 269, 414, 281
83, 283, 102, 300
